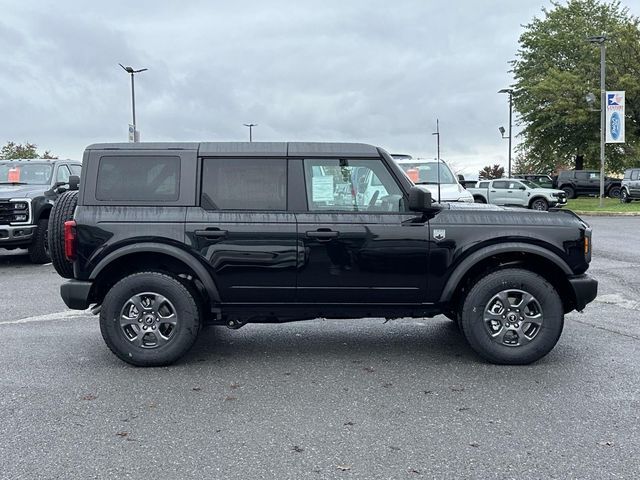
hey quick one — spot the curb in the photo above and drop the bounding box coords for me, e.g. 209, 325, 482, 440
570, 210, 640, 217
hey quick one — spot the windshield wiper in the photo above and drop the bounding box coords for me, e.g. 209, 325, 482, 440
0, 181, 28, 185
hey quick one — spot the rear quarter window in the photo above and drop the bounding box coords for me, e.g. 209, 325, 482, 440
96, 156, 180, 202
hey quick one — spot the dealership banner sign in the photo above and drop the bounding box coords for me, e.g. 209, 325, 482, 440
606, 91, 625, 143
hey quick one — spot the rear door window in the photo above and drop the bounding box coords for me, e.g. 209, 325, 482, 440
631, 170, 639, 181
96, 156, 180, 202
200, 158, 287, 210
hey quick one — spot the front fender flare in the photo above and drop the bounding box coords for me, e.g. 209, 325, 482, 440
89, 242, 221, 304
438, 242, 573, 303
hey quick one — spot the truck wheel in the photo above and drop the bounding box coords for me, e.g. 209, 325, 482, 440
530, 198, 548, 211
459, 268, 564, 365
48, 191, 78, 279
474, 196, 486, 204
620, 189, 631, 204
100, 272, 201, 367
28, 218, 51, 264
607, 186, 621, 198
562, 186, 575, 199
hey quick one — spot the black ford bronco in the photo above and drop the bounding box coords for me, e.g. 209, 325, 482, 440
51, 142, 597, 367
0, 158, 81, 263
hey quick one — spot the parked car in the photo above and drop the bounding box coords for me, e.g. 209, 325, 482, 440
467, 178, 567, 211
513, 174, 555, 189
391, 156, 474, 203
51, 141, 596, 367
0, 158, 81, 263
555, 170, 621, 199
620, 168, 640, 203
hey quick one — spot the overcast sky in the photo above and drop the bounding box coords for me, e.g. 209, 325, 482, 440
1, 0, 638, 176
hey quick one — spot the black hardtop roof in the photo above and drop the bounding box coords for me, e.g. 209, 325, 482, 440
0, 158, 80, 164
85, 142, 381, 158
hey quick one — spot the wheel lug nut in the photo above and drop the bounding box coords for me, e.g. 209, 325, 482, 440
138, 319, 142, 323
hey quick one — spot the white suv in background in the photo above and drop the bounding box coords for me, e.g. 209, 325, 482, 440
391, 155, 473, 203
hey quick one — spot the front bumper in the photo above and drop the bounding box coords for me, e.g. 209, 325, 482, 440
568, 274, 598, 311
60, 280, 93, 310
0, 224, 36, 245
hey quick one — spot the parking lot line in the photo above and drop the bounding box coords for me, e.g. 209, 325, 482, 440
0, 309, 91, 325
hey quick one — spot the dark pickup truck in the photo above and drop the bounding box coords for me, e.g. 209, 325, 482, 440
50, 142, 597, 367
0, 158, 81, 263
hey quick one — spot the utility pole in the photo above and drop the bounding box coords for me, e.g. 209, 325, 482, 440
498, 88, 513, 178
432, 119, 441, 203
119, 64, 147, 142
588, 34, 607, 208
243, 123, 257, 142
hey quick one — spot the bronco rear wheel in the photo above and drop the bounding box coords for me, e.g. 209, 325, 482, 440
459, 268, 564, 365
100, 272, 201, 367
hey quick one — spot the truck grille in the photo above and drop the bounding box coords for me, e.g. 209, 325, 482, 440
0, 200, 29, 225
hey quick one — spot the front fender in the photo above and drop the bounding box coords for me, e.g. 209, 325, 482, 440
438, 242, 573, 303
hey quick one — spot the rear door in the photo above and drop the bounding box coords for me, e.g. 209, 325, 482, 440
490, 180, 510, 204
294, 157, 429, 304
185, 157, 297, 303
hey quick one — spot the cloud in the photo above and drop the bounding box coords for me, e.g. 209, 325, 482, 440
1, 0, 637, 172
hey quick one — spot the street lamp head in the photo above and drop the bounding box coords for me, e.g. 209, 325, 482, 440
498, 126, 506, 135
587, 34, 607, 44
243, 123, 257, 127
585, 92, 596, 105
498, 88, 513, 95
119, 63, 147, 74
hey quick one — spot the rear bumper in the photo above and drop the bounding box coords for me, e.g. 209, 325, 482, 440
60, 280, 93, 310
568, 274, 598, 311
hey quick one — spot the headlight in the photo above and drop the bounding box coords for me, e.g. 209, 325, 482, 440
13, 202, 28, 210
13, 214, 28, 222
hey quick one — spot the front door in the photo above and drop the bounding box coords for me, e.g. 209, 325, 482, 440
186, 157, 297, 303
295, 157, 430, 304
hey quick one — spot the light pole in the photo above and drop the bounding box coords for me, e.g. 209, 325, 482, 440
432, 118, 442, 203
498, 88, 513, 177
587, 34, 607, 208
119, 63, 147, 142
243, 123, 257, 142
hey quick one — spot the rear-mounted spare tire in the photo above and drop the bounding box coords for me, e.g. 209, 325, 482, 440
48, 190, 78, 279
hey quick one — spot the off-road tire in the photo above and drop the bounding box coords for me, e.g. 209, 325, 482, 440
28, 218, 50, 264
620, 189, 631, 204
48, 191, 78, 278
561, 186, 575, 199
459, 268, 564, 365
100, 272, 201, 367
607, 186, 621, 198
530, 198, 548, 211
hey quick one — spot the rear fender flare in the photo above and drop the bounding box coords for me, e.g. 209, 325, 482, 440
89, 242, 221, 304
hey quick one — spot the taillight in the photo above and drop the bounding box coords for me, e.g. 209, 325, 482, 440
64, 220, 77, 261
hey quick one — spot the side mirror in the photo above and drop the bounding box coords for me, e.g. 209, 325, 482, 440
408, 186, 433, 212
69, 175, 80, 191
458, 174, 465, 181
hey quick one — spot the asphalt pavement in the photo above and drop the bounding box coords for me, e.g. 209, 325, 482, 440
0, 216, 638, 480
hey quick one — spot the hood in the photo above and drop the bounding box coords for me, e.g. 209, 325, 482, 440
0, 184, 48, 199
528, 187, 565, 195
415, 183, 473, 202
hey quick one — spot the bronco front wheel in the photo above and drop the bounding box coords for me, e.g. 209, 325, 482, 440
459, 268, 564, 365
100, 272, 201, 367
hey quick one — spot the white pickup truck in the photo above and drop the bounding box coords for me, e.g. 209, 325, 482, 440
467, 178, 568, 211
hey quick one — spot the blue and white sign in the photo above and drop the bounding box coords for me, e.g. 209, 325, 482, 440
606, 91, 625, 143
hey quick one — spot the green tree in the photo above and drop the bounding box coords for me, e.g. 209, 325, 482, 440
479, 164, 505, 179
0, 141, 57, 159
511, 0, 640, 174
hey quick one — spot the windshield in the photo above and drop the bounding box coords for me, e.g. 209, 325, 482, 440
0, 163, 53, 185
397, 161, 457, 184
